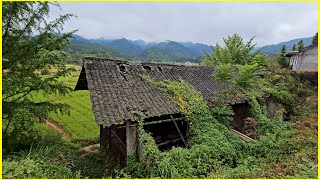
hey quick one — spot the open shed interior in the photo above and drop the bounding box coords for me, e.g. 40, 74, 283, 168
144, 117, 188, 151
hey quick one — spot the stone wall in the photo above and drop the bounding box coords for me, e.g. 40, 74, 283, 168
265, 97, 284, 121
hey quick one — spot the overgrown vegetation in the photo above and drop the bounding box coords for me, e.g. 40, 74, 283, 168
121, 78, 317, 178
119, 34, 318, 178
2, 2, 317, 178
2, 123, 111, 178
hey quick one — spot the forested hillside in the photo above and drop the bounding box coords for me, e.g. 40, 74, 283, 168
65, 35, 313, 64
257, 37, 313, 55
65, 35, 213, 63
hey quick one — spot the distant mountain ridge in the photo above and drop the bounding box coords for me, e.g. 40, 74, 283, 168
66, 35, 314, 64
257, 37, 313, 55
68, 35, 213, 63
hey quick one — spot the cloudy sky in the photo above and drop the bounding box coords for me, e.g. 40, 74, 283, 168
49, 2, 318, 46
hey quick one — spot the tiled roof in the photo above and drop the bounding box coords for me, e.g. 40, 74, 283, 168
75, 57, 245, 126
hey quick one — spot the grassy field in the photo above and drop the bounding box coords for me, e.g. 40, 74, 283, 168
30, 66, 99, 142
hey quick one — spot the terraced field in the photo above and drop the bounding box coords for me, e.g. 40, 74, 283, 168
30, 67, 99, 141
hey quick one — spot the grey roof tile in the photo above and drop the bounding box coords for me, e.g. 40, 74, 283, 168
75, 57, 245, 126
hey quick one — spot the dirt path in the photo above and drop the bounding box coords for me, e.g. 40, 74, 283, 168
45, 118, 71, 140
79, 144, 101, 159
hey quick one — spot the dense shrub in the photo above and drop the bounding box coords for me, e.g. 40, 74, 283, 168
2, 124, 81, 178
122, 78, 317, 178
3, 158, 80, 178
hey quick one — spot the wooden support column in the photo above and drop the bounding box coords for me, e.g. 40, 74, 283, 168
106, 126, 111, 149
126, 121, 137, 156
171, 115, 187, 147
100, 125, 108, 151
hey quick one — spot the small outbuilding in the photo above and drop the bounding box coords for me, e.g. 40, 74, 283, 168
286, 44, 318, 72
75, 57, 249, 164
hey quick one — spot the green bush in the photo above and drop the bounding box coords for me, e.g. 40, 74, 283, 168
3, 157, 81, 178
40, 69, 50, 75
2, 124, 81, 178
122, 78, 317, 178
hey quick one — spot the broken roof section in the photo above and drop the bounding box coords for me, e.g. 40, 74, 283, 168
75, 57, 245, 127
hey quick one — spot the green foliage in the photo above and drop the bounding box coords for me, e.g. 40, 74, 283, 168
132, 72, 318, 178
292, 44, 296, 51
3, 121, 112, 179
209, 106, 234, 127
125, 80, 247, 178
29, 72, 99, 141
2, 2, 76, 153
41, 69, 50, 75
277, 45, 289, 68
64, 43, 125, 64
202, 34, 256, 66
205, 35, 293, 106
3, 156, 81, 178
203, 35, 271, 91
139, 41, 197, 63
2, 124, 81, 178
312, 32, 318, 45
298, 40, 304, 51
281, 45, 286, 54
212, 63, 233, 82
236, 63, 263, 88
199, 34, 317, 178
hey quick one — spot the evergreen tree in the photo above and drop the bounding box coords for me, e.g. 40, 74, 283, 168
292, 44, 296, 51
298, 40, 304, 51
278, 45, 288, 68
312, 32, 318, 45
2, 2, 76, 152
280, 45, 286, 55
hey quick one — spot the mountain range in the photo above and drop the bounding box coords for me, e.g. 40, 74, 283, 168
257, 37, 313, 55
65, 35, 313, 64
66, 35, 213, 63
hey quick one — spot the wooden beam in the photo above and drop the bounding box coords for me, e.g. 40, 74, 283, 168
231, 129, 255, 142
157, 137, 182, 147
117, 117, 185, 128
145, 117, 184, 125
171, 115, 187, 146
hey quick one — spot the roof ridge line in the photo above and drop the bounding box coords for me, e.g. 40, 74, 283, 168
84, 56, 130, 64
83, 56, 209, 68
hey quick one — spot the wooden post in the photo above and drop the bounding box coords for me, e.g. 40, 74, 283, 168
106, 126, 111, 149
171, 116, 187, 146
100, 125, 107, 151
126, 121, 137, 156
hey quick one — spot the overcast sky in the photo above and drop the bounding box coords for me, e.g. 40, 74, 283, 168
49, 2, 318, 46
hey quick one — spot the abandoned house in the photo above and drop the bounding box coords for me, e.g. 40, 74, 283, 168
285, 43, 318, 83
286, 43, 318, 72
75, 57, 251, 164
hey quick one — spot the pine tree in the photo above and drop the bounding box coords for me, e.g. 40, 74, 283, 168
278, 45, 288, 68
292, 44, 296, 51
298, 40, 304, 51
312, 32, 318, 45
280, 45, 286, 55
